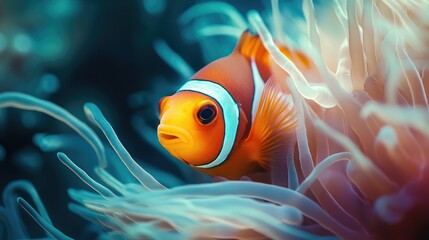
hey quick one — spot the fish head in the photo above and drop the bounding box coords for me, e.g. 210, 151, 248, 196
157, 91, 225, 166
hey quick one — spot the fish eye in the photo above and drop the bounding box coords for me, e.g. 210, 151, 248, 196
198, 104, 217, 125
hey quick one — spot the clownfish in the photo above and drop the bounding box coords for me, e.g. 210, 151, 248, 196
157, 30, 310, 181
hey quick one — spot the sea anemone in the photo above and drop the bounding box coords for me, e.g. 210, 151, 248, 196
1, 0, 428, 239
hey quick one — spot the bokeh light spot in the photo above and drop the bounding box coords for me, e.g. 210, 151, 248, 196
40, 73, 60, 93
13, 33, 32, 54
50, 0, 79, 16
143, 0, 166, 15
13, 148, 43, 173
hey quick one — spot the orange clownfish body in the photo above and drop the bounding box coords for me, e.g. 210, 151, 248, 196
158, 30, 310, 181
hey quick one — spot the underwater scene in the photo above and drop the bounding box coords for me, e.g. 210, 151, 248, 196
1, 0, 429, 239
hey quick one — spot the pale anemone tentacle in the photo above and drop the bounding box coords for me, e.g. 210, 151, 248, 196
373, 126, 419, 184
297, 112, 375, 228
89, 202, 199, 229
0, 92, 106, 167
361, 102, 429, 138
190, 197, 304, 226
2, 181, 54, 239
393, 36, 416, 105
302, 0, 346, 88
67, 203, 122, 230
362, 0, 377, 76
88, 201, 245, 238
161, 181, 369, 238
302, 0, 324, 59
248, 10, 337, 108
289, 91, 363, 232
78, 181, 369, 239
68, 189, 104, 205
178, 2, 247, 29
381, 0, 425, 50
153, 39, 194, 79
195, 25, 243, 40
57, 152, 116, 197
177, 2, 246, 62
287, 78, 314, 175
286, 147, 299, 190
355, 0, 363, 25
314, 119, 398, 200
288, 78, 349, 226
394, 126, 427, 166
395, 37, 428, 107
315, 107, 350, 161
302, 0, 381, 157
17, 198, 73, 240
94, 167, 143, 195
347, 0, 367, 91
186, 214, 309, 239
86, 196, 313, 239
313, 114, 329, 164
287, 78, 360, 230
335, 40, 352, 92
271, 0, 285, 45
333, 0, 348, 30
84, 103, 166, 190
383, 33, 408, 105
303, 5, 353, 108
297, 152, 352, 194
373, 178, 421, 225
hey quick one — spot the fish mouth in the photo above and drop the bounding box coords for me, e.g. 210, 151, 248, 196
157, 124, 194, 147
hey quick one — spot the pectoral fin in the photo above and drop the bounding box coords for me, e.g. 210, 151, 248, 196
243, 78, 297, 169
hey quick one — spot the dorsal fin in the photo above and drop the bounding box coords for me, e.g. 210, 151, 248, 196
241, 78, 297, 169
235, 30, 313, 83
235, 30, 294, 60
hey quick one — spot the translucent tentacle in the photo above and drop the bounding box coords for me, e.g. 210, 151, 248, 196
153, 39, 194, 79
0, 92, 106, 167
195, 25, 243, 39
248, 11, 337, 108
286, 148, 299, 190
179, 2, 247, 29
84, 103, 165, 190
94, 167, 141, 195
314, 119, 397, 200
361, 102, 429, 138
57, 152, 116, 197
347, 0, 367, 91
297, 152, 352, 193
271, 0, 285, 44
362, 0, 377, 75
99, 182, 369, 239
2, 180, 54, 238
17, 198, 73, 240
